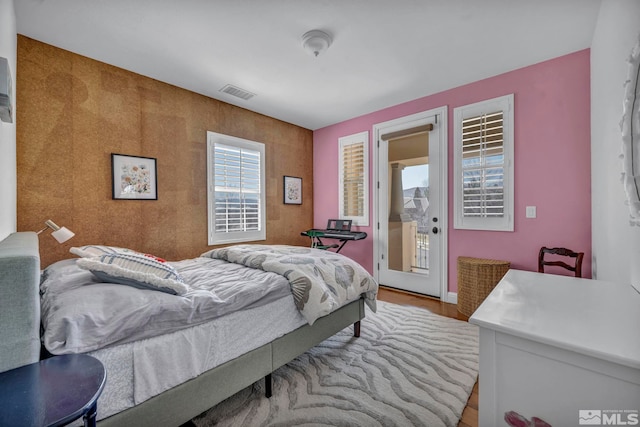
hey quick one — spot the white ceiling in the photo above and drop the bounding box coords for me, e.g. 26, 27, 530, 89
15, 0, 602, 130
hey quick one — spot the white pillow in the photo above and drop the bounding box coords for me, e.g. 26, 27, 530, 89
70, 245, 140, 258
77, 253, 188, 295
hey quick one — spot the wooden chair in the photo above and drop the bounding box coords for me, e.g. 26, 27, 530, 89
538, 247, 584, 277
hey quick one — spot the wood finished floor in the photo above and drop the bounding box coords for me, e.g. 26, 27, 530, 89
376, 286, 479, 427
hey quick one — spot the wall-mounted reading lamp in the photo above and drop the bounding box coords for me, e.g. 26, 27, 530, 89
36, 220, 75, 244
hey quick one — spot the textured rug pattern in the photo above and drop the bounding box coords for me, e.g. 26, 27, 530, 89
193, 301, 479, 427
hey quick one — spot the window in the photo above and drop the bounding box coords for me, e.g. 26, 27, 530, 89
453, 94, 514, 231
207, 131, 266, 245
338, 131, 369, 226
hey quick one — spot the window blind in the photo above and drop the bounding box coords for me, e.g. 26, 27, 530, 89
213, 142, 262, 233
461, 111, 505, 218
341, 141, 365, 217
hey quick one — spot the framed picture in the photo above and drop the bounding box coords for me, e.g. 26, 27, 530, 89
111, 153, 158, 200
283, 175, 302, 205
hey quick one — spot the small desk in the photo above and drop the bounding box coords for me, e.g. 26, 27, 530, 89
301, 229, 367, 253
0, 354, 106, 427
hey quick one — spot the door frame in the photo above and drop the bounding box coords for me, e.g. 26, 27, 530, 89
372, 106, 448, 301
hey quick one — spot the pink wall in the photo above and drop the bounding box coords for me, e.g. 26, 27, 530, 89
313, 49, 592, 293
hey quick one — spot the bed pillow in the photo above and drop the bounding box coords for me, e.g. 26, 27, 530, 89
70, 245, 140, 258
76, 253, 188, 295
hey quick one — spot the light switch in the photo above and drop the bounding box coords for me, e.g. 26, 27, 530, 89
526, 206, 537, 218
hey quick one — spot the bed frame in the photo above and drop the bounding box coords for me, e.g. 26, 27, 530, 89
0, 232, 365, 427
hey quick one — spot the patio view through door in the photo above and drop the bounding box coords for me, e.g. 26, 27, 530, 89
374, 108, 447, 298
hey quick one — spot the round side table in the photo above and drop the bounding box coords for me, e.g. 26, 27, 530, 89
0, 354, 106, 427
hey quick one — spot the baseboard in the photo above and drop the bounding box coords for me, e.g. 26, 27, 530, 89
379, 285, 458, 305
446, 292, 458, 305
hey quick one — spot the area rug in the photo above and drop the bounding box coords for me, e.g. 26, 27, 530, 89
192, 300, 479, 427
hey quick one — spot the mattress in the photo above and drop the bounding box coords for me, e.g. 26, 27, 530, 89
80, 293, 306, 423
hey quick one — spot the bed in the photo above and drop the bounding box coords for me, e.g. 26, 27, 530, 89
0, 232, 378, 427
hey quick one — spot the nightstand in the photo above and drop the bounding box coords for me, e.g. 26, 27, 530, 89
0, 354, 106, 427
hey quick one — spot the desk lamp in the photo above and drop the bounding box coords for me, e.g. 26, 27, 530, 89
36, 220, 75, 244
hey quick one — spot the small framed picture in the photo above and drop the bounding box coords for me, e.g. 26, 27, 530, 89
283, 175, 302, 205
111, 153, 158, 200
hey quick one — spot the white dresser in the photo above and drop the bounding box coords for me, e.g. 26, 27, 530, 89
469, 269, 640, 427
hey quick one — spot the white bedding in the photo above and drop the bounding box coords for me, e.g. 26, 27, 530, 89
41, 257, 292, 354
41, 246, 378, 355
76, 293, 307, 423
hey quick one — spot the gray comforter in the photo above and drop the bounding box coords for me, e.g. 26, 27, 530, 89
203, 245, 378, 324
41, 257, 292, 354
41, 246, 378, 355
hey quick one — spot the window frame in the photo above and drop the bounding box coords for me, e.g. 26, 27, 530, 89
453, 94, 514, 231
338, 131, 369, 227
206, 131, 266, 245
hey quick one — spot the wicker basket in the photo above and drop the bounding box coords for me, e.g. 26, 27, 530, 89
457, 256, 510, 317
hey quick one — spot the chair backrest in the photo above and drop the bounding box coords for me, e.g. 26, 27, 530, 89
538, 247, 584, 277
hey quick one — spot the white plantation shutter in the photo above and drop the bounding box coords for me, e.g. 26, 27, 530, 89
213, 143, 261, 232
461, 111, 505, 218
342, 142, 365, 216
207, 132, 266, 244
454, 95, 513, 231
339, 131, 369, 226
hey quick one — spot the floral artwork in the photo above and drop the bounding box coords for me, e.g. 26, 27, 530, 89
120, 163, 151, 194
283, 176, 302, 205
286, 181, 300, 201
111, 154, 157, 200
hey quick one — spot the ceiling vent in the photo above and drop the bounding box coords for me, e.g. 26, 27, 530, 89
219, 84, 255, 101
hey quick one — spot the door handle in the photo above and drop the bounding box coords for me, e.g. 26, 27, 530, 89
432, 227, 439, 234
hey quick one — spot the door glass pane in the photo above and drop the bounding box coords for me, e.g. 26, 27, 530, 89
386, 134, 429, 275
404, 164, 429, 273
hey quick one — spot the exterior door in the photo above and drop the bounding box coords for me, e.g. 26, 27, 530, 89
374, 107, 447, 297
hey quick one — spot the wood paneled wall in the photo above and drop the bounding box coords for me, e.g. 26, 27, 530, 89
16, 36, 314, 267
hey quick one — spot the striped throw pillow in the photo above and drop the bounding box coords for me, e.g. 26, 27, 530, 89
70, 245, 140, 258
77, 253, 187, 295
